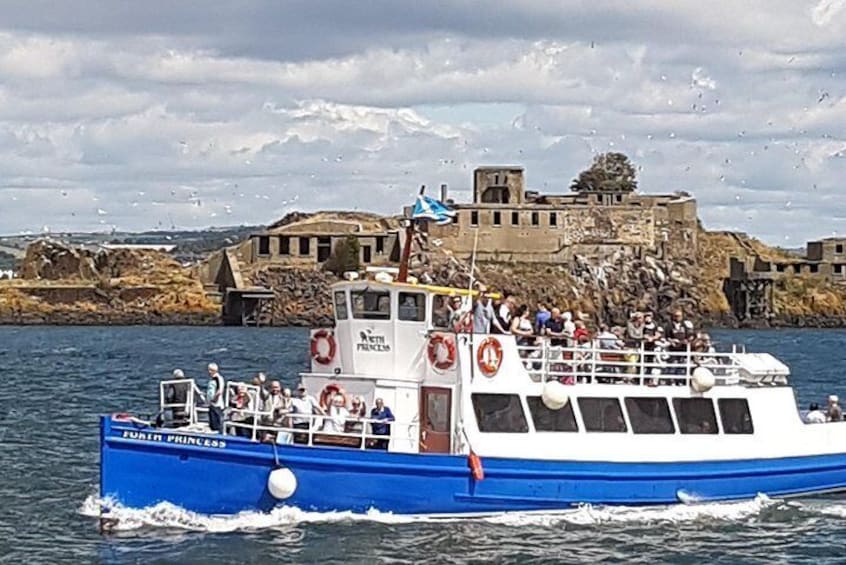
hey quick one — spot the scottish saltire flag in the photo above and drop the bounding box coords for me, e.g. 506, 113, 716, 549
411, 194, 456, 225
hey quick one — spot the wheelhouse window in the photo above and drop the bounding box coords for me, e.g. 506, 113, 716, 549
430, 294, 453, 329
718, 399, 754, 434
398, 292, 425, 322
673, 398, 718, 434
351, 290, 391, 320
526, 396, 578, 432
578, 397, 627, 432
472, 394, 528, 433
333, 291, 348, 320
625, 397, 675, 434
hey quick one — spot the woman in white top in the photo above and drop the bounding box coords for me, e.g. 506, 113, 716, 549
321, 393, 349, 433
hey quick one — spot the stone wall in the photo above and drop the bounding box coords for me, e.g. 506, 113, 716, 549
428, 205, 659, 262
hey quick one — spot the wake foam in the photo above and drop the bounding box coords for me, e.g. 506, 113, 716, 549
78, 493, 784, 533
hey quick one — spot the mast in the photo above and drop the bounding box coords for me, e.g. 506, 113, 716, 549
397, 185, 426, 283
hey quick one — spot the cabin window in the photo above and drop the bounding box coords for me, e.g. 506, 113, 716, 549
333, 291, 348, 320
672, 398, 718, 434
257, 236, 270, 255
351, 290, 391, 320
299, 237, 310, 256
625, 397, 675, 434
430, 295, 453, 329
526, 396, 578, 432
398, 292, 425, 322
718, 399, 754, 434
472, 394, 529, 433
511, 211, 519, 225
578, 397, 627, 433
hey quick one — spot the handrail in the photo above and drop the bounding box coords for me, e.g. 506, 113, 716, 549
158, 378, 417, 448
223, 411, 419, 449
513, 339, 745, 386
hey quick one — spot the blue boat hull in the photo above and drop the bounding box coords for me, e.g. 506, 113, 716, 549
101, 417, 846, 515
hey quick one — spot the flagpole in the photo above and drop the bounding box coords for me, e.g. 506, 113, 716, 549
398, 185, 426, 283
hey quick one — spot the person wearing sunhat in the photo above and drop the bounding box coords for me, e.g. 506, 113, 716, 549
827, 395, 843, 422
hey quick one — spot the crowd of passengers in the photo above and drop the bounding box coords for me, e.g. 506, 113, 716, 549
162, 364, 395, 447
803, 395, 844, 423
434, 288, 716, 383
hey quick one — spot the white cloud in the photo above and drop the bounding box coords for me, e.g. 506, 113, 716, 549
0, 3, 846, 244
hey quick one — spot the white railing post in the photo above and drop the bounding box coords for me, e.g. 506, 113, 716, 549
542, 338, 549, 382
590, 344, 597, 383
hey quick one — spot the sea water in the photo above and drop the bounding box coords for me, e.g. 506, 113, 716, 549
1, 326, 846, 564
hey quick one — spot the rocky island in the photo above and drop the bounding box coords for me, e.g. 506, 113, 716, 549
3, 158, 846, 328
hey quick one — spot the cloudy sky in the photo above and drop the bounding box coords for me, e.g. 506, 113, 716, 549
2, 1, 846, 244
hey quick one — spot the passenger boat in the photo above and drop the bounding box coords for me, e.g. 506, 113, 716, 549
100, 272, 846, 516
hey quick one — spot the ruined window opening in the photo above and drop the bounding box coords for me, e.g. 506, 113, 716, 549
376, 236, 385, 254
470, 211, 479, 226
837, 244, 844, 254
317, 237, 331, 263
809, 264, 819, 273
615, 194, 623, 203
836, 264, 844, 275
531, 212, 539, 226
549, 212, 557, 227
257, 236, 270, 256
362, 245, 372, 263
299, 237, 310, 256
511, 211, 519, 225
596, 194, 603, 204
493, 211, 501, 226
279, 236, 290, 255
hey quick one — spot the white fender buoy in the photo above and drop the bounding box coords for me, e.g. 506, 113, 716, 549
690, 367, 716, 393
542, 381, 570, 410
267, 467, 297, 500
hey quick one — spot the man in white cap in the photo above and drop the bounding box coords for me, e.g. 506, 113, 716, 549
205, 362, 226, 432
289, 381, 324, 443
827, 395, 842, 422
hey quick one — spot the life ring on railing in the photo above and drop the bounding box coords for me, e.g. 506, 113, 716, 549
477, 337, 503, 378
427, 333, 457, 371
310, 329, 336, 365
319, 382, 348, 410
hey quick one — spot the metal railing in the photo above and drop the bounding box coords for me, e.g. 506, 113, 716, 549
513, 339, 743, 386
157, 378, 418, 449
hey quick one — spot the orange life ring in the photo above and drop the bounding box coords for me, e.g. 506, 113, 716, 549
311, 329, 336, 365
427, 333, 457, 371
320, 383, 347, 410
477, 337, 503, 378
